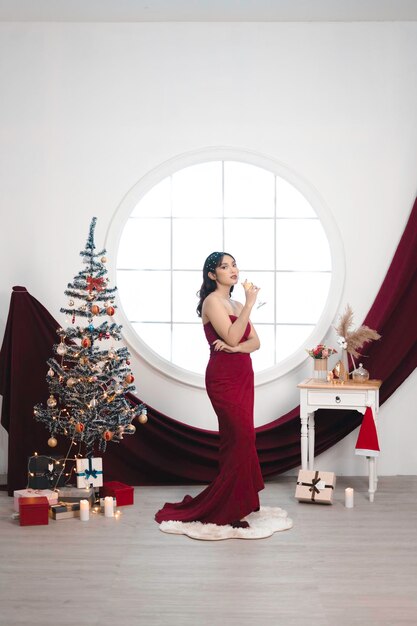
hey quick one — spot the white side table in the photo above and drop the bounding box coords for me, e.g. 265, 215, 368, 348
297, 378, 382, 502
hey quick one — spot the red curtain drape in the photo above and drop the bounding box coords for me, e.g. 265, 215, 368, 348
1, 200, 416, 495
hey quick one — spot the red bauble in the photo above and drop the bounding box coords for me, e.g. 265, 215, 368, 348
106, 306, 115, 316
75, 422, 84, 433
125, 374, 134, 384
126, 360, 130, 365
103, 430, 114, 441
81, 337, 91, 348
91, 305, 100, 315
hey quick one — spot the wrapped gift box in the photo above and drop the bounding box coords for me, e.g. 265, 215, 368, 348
27, 455, 68, 489
75, 457, 103, 488
57, 486, 95, 507
295, 470, 336, 504
100, 481, 134, 506
14, 488, 58, 512
50, 502, 80, 520
19, 497, 49, 526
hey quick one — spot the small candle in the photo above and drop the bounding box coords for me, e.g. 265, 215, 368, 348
104, 496, 114, 518
345, 487, 354, 508
80, 499, 89, 521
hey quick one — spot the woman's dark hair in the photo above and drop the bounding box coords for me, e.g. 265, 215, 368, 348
196, 251, 235, 317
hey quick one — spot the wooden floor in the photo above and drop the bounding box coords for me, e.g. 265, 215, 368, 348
0, 476, 416, 626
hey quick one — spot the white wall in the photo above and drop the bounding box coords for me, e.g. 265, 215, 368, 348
1, 22, 416, 476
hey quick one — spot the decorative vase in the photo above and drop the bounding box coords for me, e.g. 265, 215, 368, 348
313, 358, 328, 380
333, 349, 349, 382
341, 349, 350, 381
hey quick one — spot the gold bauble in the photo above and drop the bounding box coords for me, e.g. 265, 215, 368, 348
47, 395, 57, 408
138, 412, 148, 424
48, 437, 58, 447
125, 423, 136, 434
101, 256, 107, 263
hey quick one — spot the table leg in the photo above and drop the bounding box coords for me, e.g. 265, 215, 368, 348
368, 456, 376, 502
300, 409, 309, 470
308, 412, 315, 471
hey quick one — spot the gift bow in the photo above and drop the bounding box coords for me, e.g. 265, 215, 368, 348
297, 470, 334, 501
86, 276, 105, 293
76, 457, 102, 483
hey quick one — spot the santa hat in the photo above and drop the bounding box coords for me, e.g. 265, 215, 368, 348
355, 406, 380, 457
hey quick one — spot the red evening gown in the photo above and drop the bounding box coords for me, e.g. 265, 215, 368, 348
155, 315, 264, 526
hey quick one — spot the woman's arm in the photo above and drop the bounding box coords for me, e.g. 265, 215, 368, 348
203, 288, 259, 347
212, 323, 260, 354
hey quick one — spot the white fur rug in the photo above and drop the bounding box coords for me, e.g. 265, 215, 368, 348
158, 506, 293, 541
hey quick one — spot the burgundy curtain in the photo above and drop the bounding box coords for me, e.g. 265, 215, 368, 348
1, 200, 416, 494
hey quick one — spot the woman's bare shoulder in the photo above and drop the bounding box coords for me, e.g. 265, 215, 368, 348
201, 291, 221, 317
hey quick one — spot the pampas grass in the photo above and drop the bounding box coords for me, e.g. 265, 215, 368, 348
335, 304, 381, 358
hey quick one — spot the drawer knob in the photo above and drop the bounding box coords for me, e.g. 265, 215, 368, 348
335, 396, 341, 403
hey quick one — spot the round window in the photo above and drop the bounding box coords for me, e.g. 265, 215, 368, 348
109, 149, 344, 387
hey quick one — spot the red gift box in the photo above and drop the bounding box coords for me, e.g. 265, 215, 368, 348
100, 481, 134, 506
19, 497, 49, 526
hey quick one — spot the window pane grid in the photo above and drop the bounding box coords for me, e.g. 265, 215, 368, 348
117, 161, 332, 373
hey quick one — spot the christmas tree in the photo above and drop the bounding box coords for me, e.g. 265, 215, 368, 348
34, 217, 147, 456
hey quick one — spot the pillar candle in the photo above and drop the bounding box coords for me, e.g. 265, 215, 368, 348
104, 496, 114, 518
80, 499, 89, 521
345, 487, 354, 508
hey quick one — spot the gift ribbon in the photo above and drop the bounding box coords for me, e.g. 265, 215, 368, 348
297, 470, 334, 502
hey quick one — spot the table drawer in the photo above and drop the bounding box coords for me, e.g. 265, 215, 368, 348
307, 391, 367, 407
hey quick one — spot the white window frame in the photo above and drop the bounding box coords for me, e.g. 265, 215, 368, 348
105, 147, 345, 389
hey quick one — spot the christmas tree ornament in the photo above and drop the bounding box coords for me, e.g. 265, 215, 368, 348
75, 422, 85, 433
48, 437, 58, 447
125, 374, 134, 384
56, 343, 67, 356
47, 368, 54, 377
103, 430, 114, 441
106, 306, 115, 316
105, 332, 110, 339
69, 299, 75, 306
47, 395, 57, 408
125, 423, 136, 434
88, 324, 94, 332
91, 305, 100, 315
90, 398, 97, 408
81, 337, 91, 348
101, 256, 107, 263
126, 359, 130, 365
138, 412, 148, 424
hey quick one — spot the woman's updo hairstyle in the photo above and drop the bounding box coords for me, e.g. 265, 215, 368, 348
196, 251, 235, 317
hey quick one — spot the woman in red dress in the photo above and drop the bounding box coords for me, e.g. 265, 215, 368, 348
155, 251, 264, 527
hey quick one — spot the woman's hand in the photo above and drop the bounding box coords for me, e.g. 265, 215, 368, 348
242, 279, 260, 309
212, 339, 240, 353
